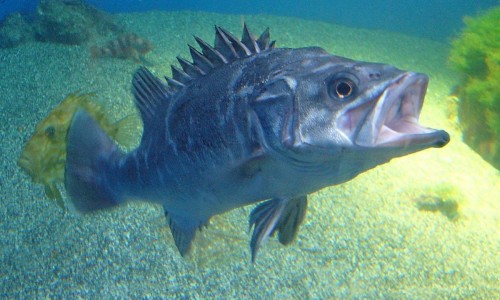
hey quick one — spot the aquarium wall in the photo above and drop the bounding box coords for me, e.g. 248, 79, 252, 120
1, 0, 498, 41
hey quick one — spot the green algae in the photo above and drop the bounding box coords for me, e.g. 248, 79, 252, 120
449, 7, 500, 169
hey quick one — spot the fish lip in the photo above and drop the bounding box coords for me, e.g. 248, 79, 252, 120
353, 72, 449, 148
18, 155, 32, 173
18, 154, 37, 179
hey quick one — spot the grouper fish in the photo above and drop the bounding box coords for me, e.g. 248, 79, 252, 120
65, 24, 450, 261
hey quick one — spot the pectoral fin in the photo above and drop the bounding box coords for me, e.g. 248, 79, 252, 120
44, 183, 65, 208
248, 196, 308, 262
111, 114, 142, 150
277, 196, 307, 245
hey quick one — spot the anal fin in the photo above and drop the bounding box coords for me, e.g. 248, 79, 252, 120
164, 208, 208, 257
249, 196, 308, 262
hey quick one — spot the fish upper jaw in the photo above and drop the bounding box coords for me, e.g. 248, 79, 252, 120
341, 72, 449, 149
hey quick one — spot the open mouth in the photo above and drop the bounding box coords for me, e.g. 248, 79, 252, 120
353, 72, 449, 148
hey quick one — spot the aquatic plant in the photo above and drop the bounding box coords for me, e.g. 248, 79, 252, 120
413, 183, 464, 221
449, 7, 500, 169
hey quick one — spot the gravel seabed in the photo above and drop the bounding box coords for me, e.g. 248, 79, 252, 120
0, 11, 498, 299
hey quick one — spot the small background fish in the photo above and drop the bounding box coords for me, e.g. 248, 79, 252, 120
90, 33, 153, 62
18, 92, 140, 207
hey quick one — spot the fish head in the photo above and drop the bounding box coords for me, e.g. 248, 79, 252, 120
18, 119, 68, 184
259, 47, 449, 184
17, 94, 87, 184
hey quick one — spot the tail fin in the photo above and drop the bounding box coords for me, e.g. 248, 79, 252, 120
65, 110, 124, 213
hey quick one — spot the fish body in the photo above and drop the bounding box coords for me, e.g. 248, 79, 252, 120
18, 93, 135, 206
90, 33, 153, 62
65, 24, 450, 260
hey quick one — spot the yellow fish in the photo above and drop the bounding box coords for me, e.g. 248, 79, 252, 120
18, 93, 138, 207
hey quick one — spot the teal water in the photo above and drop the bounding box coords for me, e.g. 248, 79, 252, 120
0, 7, 499, 299
1, 0, 498, 41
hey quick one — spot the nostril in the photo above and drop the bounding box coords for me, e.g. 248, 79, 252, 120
369, 72, 381, 79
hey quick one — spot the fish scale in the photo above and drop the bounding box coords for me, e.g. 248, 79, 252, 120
64, 23, 449, 262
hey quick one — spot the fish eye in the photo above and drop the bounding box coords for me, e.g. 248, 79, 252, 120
329, 78, 355, 99
45, 126, 55, 138
335, 80, 353, 98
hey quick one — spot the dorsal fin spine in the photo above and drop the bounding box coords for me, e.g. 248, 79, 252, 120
214, 26, 239, 60
177, 56, 205, 77
171, 65, 192, 84
218, 27, 252, 57
242, 23, 260, 53
194, 36, 228, 66
189, 45, 214, 73
165, 76, 184, 90
256, 28, 270, 50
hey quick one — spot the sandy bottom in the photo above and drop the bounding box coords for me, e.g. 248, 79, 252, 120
0, 11, 498, 298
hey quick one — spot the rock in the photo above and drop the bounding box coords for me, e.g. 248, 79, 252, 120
32, 0, 121, 45
0, 13, 34, 48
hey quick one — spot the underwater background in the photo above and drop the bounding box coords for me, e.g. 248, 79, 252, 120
1, 0, 499, 298
1, 0, 499, 41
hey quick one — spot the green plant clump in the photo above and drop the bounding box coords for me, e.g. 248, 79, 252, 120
449, 7, 500, 169
414, 183, 464, 221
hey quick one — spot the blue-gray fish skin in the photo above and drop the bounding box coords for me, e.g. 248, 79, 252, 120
65, 24, 450, 261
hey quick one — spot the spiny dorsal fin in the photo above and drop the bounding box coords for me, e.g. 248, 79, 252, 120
166, 24, 275, 90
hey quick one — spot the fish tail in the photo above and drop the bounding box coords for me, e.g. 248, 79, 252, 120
65, 109, 124, 213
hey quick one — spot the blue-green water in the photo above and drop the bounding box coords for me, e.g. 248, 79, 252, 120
1, 0, 498, 41
0, 1, 499, 299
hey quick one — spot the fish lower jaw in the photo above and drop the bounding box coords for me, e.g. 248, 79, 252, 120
375, 116, 432, 143
372, 123, 448, 148
355, 114, 445, 148
375, 125, 419, 147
